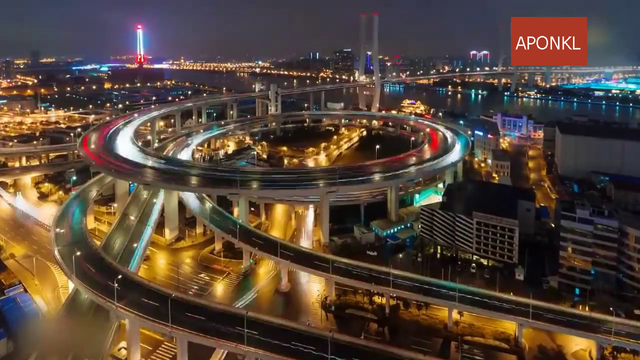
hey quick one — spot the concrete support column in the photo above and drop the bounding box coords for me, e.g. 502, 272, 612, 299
196, 216, 203, 234
320, 194, 331, 246
510, 66, 519, 93
527, 73, 535, 87
87, 202, 95, 231
176, 336, 188, 360
255, 99, 262, 117
150, 119, 157, 149
515, 323, 524, 348
320, 91, 325, 110
68, 151, 74, 161
326, 278, 335, 299
371, 13, 381, 112
445, 168, 455, 187
309, 92, 314, 111
114, 179, 129, 216
242, 248, 251, 272
232, 103, 238, 119
175, 111, 181, 131
497, 75, 503, 92
214, 231, 223, 252
192, 105, 198, 123
278, 266, 291, 292
387, 185, 399, 222
357, 87, 366, 110
201, 106, 207, 123
163, 190, 180, 242
260, 202, 266, 222
456, 162, 463, 182
545, 66, 552, 86
360, 203, 365, 225
126, 318, 141, 360
238, 196, 249, 223
269, 84, 278, 114
447, 308, 454, 330
20, 156, 26, 166
385, 293, 391, 315
277, 94, 282, 114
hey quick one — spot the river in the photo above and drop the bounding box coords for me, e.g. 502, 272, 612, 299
166, 69, 640, 124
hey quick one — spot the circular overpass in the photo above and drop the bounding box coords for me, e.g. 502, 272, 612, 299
80, 101, 470, 199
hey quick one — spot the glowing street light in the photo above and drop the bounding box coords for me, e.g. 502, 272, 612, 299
72, 251, 81, 280
411, 137, 415, 150
375, 144, 380, 160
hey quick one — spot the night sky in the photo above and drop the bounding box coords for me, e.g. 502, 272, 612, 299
1, 0, 637, 64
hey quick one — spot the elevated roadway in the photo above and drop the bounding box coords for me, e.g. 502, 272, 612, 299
52, 174, 435, 360
77, 97, 640, 352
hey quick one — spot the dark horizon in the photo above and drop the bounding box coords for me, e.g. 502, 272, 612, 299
1, 0, 639, 65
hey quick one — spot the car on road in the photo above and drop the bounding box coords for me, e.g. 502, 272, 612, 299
470, 263, 477, 273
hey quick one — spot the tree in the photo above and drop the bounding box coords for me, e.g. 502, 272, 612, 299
630, 348, 639, 359
402, 299, 411, 311
457, 310, 465, 320
416, 303, 424, 314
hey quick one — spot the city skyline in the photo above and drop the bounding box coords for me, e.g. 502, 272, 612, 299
2, 0, 639, 65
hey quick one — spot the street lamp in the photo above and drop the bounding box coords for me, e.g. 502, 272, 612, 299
72, 251, 81, 280
610, 307, 616, 339
152, 97, 156, 106
70, 176, 77, 190
253, 151, 257, 165
114, 274, 122, 307
410, 137, 415, 150
375, 145, 380, 160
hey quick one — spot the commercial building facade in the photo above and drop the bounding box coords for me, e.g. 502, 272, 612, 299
419, 181, 535, 265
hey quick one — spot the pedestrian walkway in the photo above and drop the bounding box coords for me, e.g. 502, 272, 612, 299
219, 271, 243, 288
143, 341, 177, 360
46, 260, 69, 301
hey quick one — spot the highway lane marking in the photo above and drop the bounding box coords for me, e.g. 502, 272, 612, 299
148, 247, 158, 253
280, 250, 293, 256
185, 312, 206, 320
141, 343, 152, 350
291, 341, 316, 350
87, 265, 95, 272
313, 261, 329, 268
142, 298, 160, 306
251, 237, 263, 244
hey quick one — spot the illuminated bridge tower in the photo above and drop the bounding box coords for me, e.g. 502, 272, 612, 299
357, 13, 382, 112
136, 25, 145, 67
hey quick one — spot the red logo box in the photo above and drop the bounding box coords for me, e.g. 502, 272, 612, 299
511, 17, 587, 66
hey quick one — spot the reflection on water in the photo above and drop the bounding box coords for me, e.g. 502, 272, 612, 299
167, 70, 640, 123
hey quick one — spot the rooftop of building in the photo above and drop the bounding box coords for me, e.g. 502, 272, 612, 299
491, 149, 510, 163
440, 180, 535, 220
556, 121, 640, 142
463, 117, 500, 136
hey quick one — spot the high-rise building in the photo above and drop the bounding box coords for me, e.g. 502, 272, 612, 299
557, 200, 620, 296
30, 50, 41, 65
0, 59, 14, 80
333, 49, 354, 76
420, 180, 535, 265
